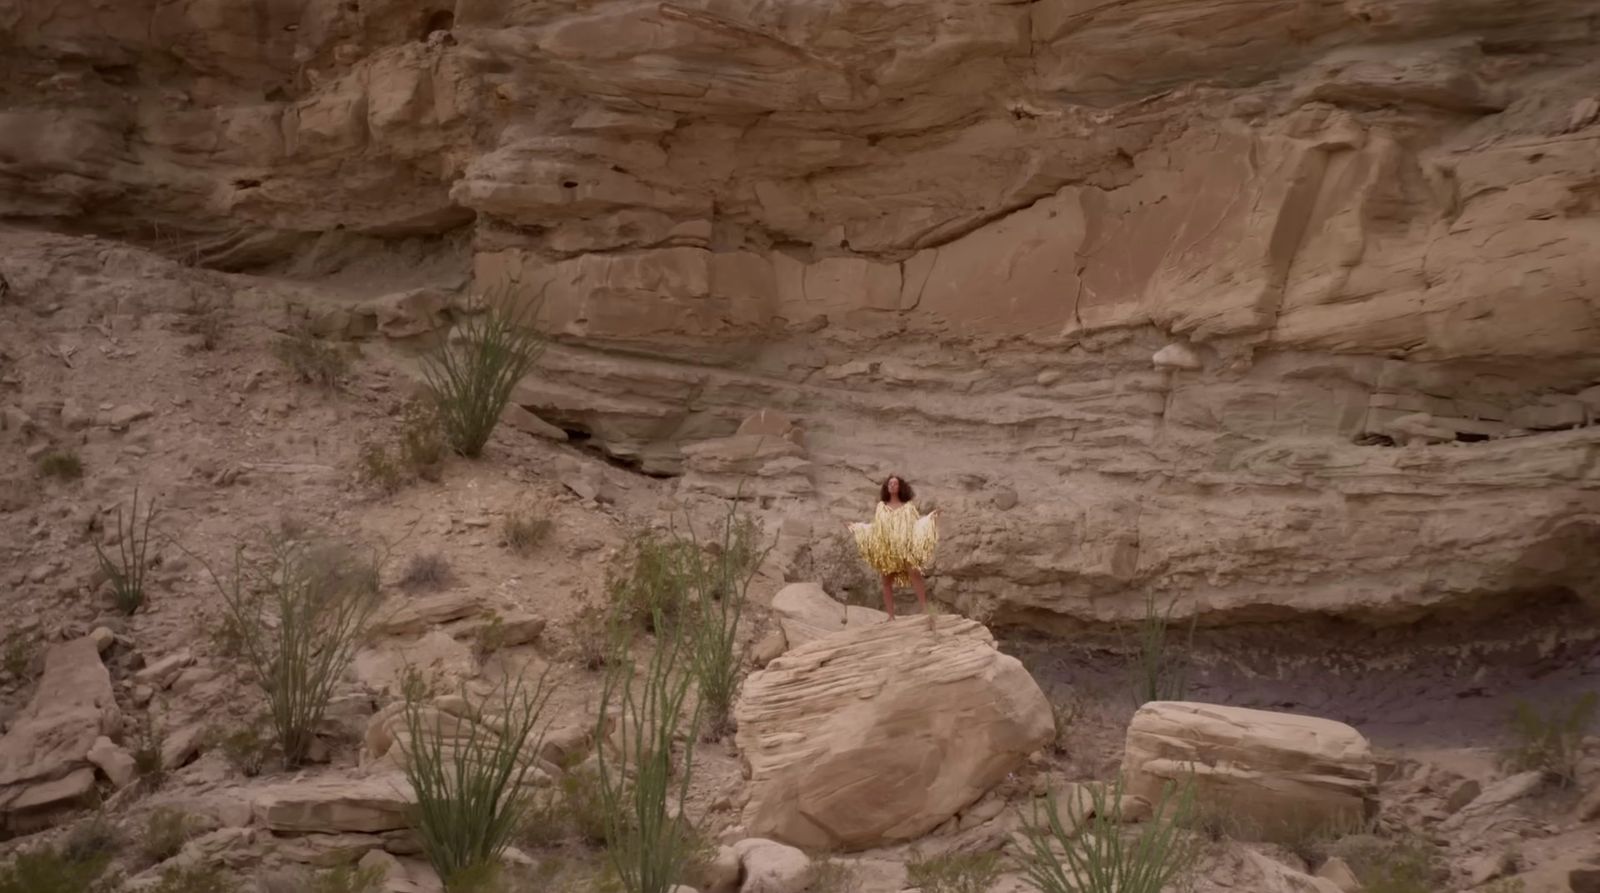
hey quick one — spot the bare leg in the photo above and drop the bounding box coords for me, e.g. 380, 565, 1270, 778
909, 570, 932, 629
880, 576, 896, 620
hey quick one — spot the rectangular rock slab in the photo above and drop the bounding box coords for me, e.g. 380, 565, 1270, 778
1122, 701, 1377, 843
252, 774, 417, 833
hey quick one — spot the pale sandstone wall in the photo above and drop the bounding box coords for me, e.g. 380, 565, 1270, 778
4, 0, 1599, 624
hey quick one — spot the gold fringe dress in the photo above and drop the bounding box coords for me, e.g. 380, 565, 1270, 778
850, 501, 938, 585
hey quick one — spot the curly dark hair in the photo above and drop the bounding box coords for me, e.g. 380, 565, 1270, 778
878, 474, 914, 504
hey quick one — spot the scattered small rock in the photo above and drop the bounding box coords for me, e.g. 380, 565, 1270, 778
1316, 855, 1360, 893
161, 723, 207, 770
135, 649, 195, 689
104, 404, 154, 430
1152, 342, 1203, 370
89, 626, 116, 654
501, 404, 568, 441
1444, 778, 1481, 814
733, 838, 811, 893
87, 736, 137, 789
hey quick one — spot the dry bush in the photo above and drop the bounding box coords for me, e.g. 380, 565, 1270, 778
214, 719, 272, 777
175, 291, 226, 351
400, 552, 454, 592
131, 706, 169, 788
36, 449, 84, 480
906, 851, 1002, 893
1502, 691, 1597, 787
311, 864, 384, 893
273, 330, 350, 387
359, 402, 447, 494
0, 845, 113, 893
148, 863, 233, 893
139, 807, 196, 865
2, 634, 36, 681
566, 602, 612, 672
1325, 833, 1442, 893
503, 511, 552, 555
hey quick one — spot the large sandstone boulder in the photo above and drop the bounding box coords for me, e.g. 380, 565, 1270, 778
0, 636, 120, 831
769, 582, 887, 651
734, 615, 1052, 851
1122, 702, 1377, 842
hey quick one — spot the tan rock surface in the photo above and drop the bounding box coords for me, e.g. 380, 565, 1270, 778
2, 0, 1598, 633
0, 636, 120, 831
1122, 702, 1377, 843
734, 615, 1052, 850
252, 774, 417, 834
769, 582, 887, 651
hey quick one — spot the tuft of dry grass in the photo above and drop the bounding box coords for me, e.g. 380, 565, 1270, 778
503, 511, 552, 555
139, 807, 196, 865
273, 330, 349, 387
36, 449, 84, 480
399, 552, 453, 592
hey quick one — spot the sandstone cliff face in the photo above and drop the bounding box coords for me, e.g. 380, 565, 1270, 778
4, 0, 1599, 625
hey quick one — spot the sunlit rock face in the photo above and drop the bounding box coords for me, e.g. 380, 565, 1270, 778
6, 0, 1599, 625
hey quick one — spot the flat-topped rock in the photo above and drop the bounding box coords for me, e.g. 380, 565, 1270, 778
735, 615, 1051, 851
1122, 701, 1377, 842
252, 774, 417, 834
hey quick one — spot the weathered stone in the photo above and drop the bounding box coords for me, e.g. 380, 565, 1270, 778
161, 723, 207, 770
1440, 771, 1546, 831
501, 404, 569, 441
0, 637, 119, 830
732, 838, 811, 893
750, 630, 787, 668
1122, 702, 1376, 843
448, 612, 546, 650
86, 736, 137, 788
134, 649, 195, 689
359, 849, 445, 893
253, 774, 417, 834
89, 627, 115, 653
688, 844, 741, 893
1315, 856, 1360, 893
1444, 778, 1481, 814
769, 582, 887, 652
6, 0, 1600, 643
1152, 342, 1202, 370
1245, 851, 1343, 893
371, 593, 484, 637
735, 616, 1052, 850
104, 404, 154, 429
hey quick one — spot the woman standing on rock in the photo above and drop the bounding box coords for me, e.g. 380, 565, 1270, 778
849, 474, 940, 625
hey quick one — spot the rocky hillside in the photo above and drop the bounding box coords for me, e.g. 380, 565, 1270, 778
8, 0, 1600, 629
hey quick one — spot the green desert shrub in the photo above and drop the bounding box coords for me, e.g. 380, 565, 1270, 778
1128, 591, 1195, 706
195, 531, 383, 767
1502, 691, 1597, 787
94, 487, 158, 616
422, 301, 544, 458
1019, 776, 1201, 893
596, 609, 704, 893
400, 669, 553, 886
